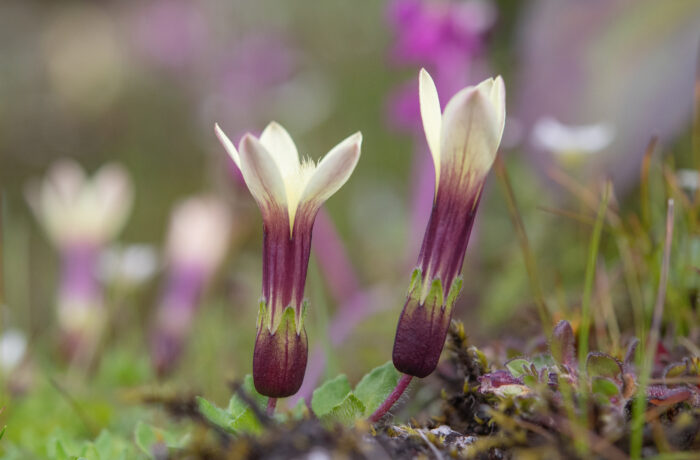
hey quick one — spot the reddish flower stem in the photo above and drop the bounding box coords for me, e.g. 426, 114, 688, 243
267, 397, 277, 416
368, 374, 413, 423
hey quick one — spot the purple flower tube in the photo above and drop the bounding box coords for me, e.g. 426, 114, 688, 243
216, 121, 361, 397
25, 159, 133, 361
392, 69, 505, 377
150, 196, 231, 376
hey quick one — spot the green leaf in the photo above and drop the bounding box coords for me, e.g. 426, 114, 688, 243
91, 431, 134, 460
134, 422, 186, 458
354, 361, 401, 416
196, 396, 236, 433
505, 358, 531, 378
320, 394, 365, 427
311, 375, 352, 417
226, 374, 267, 435
52, 440, 72, 460
663, 362, 688, 379
79, 444, 100, 460
530, 354, 556, 372
197, 375, 267, 436
229, 409, 263, 435
522, 374, 538, 387
0, 425, 5, 441
591, 377, 620, 400
227, 375, 267, 417
586, 352, 622, 380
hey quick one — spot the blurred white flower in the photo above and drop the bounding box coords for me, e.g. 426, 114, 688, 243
676, 169, 700, 193
99, 244, 159, 286
166, 195, 232, 274
26, 159, 133, 247
0, 328, 28, 373
532, 116, 615, 156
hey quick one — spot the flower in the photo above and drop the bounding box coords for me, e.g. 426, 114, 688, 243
25, 159, 133, 358
392, 69, 505, 377
532, 116, 615, 159
216, 122, 361, 397
150, 195, 232, 376
26, 159, 133, 247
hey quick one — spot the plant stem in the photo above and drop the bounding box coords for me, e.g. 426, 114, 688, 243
369, 374, 413, 423
495, 158, 552, 338
630, 199, 675, 459
574, 181, 610, 457
267, 397, 277, 416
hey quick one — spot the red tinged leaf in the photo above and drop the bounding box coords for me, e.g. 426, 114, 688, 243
551, 320, 576, 368
646, 385, 692, 406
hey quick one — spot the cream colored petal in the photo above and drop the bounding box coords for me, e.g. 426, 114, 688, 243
419, 69, 442, 185
238, 134, 287, 213
299, 132, 361, 211
47, 158, 86, 206
439, 79, 504, 190
166, 195, 231, 270
90, 163, 133, 239
260, 121, 300, 174
489, 76, 506, 141
38, 172, 71, 243
215, 123, 241, 169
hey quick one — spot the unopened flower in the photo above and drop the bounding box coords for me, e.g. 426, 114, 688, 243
26, 159, 133, 358
392, 69, 505, 377
151, 195, 232, 376
216, 122, 361, 397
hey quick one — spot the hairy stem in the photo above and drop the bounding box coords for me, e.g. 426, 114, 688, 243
368, 374, 413, 423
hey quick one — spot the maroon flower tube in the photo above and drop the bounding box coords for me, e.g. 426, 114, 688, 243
216, 121, 361, 398
392, 69, 506, 378
253, 206, 313, 397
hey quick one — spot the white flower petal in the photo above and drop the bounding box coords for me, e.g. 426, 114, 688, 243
47, 159, 86, 205
166, 195, 231, 270
260, 121, 300, 175
90, 163, 133, 239
300, 132, 361, 210
489, 76, 506, 142
215, 123, 241, 169
419, 69, 442, 186
238, 134, 287, 214
440, 79, 505, 190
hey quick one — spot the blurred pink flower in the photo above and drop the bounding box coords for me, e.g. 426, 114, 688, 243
151, 195, 232, 376
386, 0, 496, 134
132, 0, 207, 69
